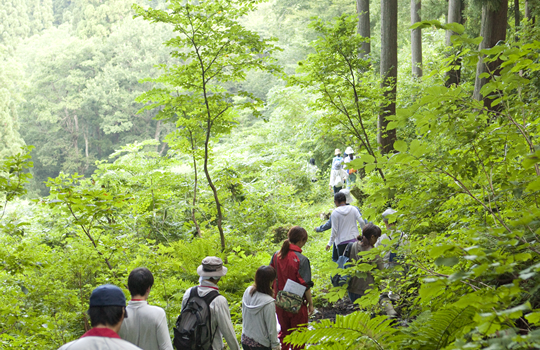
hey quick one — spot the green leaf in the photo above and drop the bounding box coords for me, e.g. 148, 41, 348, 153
445, 22, 465, 34
526, 311, 540, 325
394, 140, 408, 153
435, 256, 459, 266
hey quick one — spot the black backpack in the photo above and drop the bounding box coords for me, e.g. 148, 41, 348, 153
173, 286, 220, 350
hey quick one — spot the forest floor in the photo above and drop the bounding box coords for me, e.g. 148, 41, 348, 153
312, 295, 359, 322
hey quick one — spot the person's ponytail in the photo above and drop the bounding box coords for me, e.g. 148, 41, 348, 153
279, 226, 308, 259
279, 239, 291, 259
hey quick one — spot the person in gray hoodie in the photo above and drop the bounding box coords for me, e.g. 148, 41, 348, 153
241, 266, 280, 350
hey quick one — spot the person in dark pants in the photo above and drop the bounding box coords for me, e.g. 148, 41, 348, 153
314, 189, 364, 235
325, 192, 365, 262
347, 224, 383, 303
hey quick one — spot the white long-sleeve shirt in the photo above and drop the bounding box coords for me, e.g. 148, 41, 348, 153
119, 300, 173, 350
328, 205, 366, 246
181, 281, 240, 350
329, 169, 348, 187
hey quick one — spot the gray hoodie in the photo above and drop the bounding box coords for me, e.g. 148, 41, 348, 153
241, 286, 280, 349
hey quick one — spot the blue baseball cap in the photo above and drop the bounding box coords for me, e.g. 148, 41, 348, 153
89, 284, 126, 307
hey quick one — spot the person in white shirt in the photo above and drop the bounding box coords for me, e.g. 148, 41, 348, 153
119, 268, 173, 350
376, 208, 408, 269
58, 284, 142, 350
181, 256, 240, 350
329, 149, 348, 194
325, 191, 366, 262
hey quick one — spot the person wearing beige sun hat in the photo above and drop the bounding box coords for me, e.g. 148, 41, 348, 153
179, 257, 240, 350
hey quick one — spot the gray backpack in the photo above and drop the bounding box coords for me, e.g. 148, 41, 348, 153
173, 287, 219, 350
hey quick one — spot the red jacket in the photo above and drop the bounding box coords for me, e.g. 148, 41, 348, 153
270, 244, 313, 296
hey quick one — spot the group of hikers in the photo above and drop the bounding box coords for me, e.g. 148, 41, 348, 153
58, 151, 405, 350
58, 228, 313, 350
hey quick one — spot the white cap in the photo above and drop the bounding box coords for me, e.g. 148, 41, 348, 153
345, 146, 354, 154
382, 208, 397, 221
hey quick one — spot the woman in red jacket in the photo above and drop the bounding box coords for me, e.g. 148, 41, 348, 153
270, 226, 314, 350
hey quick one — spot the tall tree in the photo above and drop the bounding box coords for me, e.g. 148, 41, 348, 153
473, 0, 509, 103
445, 0, 463, 86
379, 0, 398, 154
134, 0, 280, 252
411, 0, 422, 77
356, 0, 370, 56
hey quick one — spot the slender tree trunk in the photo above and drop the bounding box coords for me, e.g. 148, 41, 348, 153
356, 0, 371, 57
445, 0, 463, 86
379, 0, 398, 154
514, 0, 520, 27
525, 0, 534, 22
514, 0, 520, 41
473, 0, 508, 104
411, 0, 422, 78
203, 116, 226, 252
189, 131, 202, 238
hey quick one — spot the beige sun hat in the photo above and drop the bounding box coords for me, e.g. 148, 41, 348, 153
197, 256, 228, 277
334, 148, 341, 155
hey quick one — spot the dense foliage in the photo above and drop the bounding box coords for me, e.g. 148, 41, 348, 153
2, 0, 540, 349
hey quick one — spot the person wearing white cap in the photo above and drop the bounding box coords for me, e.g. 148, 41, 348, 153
376, 208, 407, 269
180, 257, 240, 350
343, 147, 357, 188
329, 149, 348, 194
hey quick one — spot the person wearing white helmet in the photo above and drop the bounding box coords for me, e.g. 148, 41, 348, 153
343, 146, 357, 188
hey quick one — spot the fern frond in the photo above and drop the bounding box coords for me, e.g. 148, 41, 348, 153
409, 306, 476, 350
285, 311, 400, 350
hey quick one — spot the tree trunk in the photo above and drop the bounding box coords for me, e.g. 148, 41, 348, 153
514, 0, 519, 27
203, 119, 226, 253
525, 0, 534, 22
445, 0, 463, 86
189, 130, 202, 238
379, 0, 398, 154
356, 0, 371, 57
411, 0, 422, 78
473, 0, 508, 103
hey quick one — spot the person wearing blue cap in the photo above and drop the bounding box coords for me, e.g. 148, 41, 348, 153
58, 284, 142, 350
